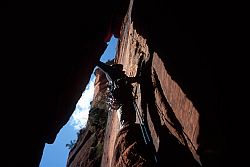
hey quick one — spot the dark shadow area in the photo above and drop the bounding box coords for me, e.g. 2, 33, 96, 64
158, 125, 201, 167
140, 53, 200, 166
131, 0, 226, 166
140, 52, 161, 166
158, 126, 201, 167
152, 69, 189, 149
1, 1, 130, 166
1, 0, 244, 166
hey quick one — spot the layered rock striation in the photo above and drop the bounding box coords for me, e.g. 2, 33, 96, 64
68, 0, 225, 166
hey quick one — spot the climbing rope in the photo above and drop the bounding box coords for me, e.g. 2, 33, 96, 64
132, 94, 159, 165
131, 86, 151, 145
133, 100, 150, 145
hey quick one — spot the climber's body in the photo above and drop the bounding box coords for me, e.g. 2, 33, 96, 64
97, 58, 159, 165
96, 61, 138, 99
96, 60, 139, 126
97, 61, 126, 82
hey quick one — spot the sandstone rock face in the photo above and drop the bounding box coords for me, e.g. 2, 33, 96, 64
110, 123, 154, 167
115, 32, 202, 165
67, 69, 109, 167
93, 68, 109, 101
66, 108, 107, 167
2, 0, 229, 166
100, 105, 121, 167
67, 66, 154, 167
67, 0, 225, 167
110, 1, 201, 166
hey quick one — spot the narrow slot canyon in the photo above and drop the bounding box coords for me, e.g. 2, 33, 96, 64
1, 0, 244, 166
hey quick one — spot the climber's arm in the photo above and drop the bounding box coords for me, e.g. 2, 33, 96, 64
96, 61, 114, 82
97, 61, 111, 74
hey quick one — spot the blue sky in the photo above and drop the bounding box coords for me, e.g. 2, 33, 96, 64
39, 36, 118, 167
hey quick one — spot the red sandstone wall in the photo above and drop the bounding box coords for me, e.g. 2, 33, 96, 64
67, 0, 223, 166
112, 0, 201, 164
151, 53, 200, 160
67, 69, 109, 167
93, 68, 108, 100
100, 109, 120, 167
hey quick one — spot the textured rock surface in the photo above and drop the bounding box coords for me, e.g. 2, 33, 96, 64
112, 1, 202, 166
100, 0, 225, 166
67, 69, 109, 167
66, 108, 107, 167
67, 65, 154, 167
1, 0, 240, 166
111, 123, 154, 167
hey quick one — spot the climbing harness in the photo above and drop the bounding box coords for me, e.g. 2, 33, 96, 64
107, 77, 159, 165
